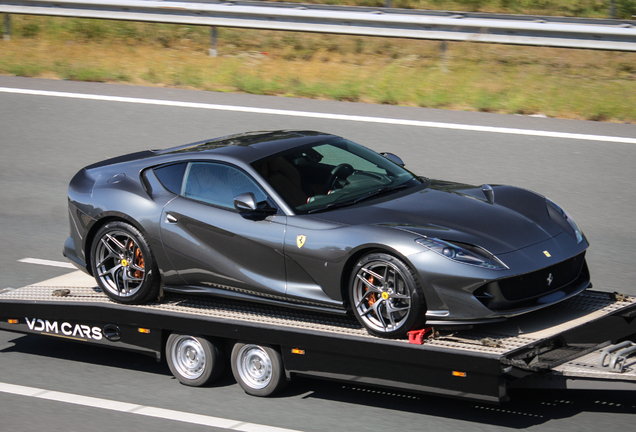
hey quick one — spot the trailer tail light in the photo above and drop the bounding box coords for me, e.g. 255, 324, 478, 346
138, 328, 151, 334
8, 319, 18, 324
452, 371, 467, 378
291, 348, 305, 355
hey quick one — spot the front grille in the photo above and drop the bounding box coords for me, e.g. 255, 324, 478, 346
498, 253, 586, 301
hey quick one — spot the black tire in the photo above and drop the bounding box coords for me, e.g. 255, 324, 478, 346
349, 252, 426, 339
166, 333, 225, 387
91, 221, 160, 304
230, 343, 287, 396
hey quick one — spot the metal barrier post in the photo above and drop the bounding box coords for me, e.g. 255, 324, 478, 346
209, 26, 217, 57
440, 40, 449, 72
3, 13, 10, 41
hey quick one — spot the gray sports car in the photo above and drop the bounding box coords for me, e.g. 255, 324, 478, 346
64, 130, 590, 338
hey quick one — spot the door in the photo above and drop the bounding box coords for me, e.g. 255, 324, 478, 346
159, 161, 287, 298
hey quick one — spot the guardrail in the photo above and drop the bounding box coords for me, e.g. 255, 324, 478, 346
1, 0, 636, 51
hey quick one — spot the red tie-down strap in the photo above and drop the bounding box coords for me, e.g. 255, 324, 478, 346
407, 328, 435, 344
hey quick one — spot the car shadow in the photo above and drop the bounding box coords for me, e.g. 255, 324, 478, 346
1, 331, 242, 390
1, 332, 171, 374
277, 375, 636, 428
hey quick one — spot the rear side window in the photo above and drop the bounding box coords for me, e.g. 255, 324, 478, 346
154, 163, 187, 194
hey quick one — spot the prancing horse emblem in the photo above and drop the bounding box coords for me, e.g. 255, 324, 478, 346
546, 273, 554, 286
297, 235, 307, 248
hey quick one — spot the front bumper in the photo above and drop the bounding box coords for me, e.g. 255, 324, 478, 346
407, 234, 590, 324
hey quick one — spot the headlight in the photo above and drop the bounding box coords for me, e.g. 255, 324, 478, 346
546, 198, 584, 244
415, 237, 508, 270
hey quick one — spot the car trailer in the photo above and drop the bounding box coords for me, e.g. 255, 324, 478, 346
1, 276, 636, 403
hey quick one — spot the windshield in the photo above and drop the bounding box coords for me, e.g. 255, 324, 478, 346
252, 138, 424, 214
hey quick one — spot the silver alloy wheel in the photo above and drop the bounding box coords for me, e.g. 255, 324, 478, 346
235, 345, 273, 390
351, 259, 412, 333
94, 230, 146, 298
170, 335, 206, 380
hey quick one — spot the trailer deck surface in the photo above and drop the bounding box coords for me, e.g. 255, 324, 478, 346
1, 272, 635, 356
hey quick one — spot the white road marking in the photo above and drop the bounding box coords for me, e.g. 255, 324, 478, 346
0, 382, 302, 432
18, 258, 76, 269
1, 87, 635, 144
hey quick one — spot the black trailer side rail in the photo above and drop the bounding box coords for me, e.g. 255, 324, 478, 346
1, 284, 636, 403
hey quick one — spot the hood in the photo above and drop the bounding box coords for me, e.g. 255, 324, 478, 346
314, 181, 563, 255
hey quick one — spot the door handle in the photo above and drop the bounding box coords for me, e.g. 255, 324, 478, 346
166, 213, 178, 223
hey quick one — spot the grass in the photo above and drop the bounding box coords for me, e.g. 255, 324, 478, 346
1, 15, 635, 122
277, 0, 636, 19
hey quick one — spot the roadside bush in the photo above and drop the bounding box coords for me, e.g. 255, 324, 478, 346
616, 0, 636, 19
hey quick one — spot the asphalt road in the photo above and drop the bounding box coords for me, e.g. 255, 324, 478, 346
1, 76, 636, 431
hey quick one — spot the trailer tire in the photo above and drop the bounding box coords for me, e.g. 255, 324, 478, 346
166, 334, 224, 387
231, 343, 287, 396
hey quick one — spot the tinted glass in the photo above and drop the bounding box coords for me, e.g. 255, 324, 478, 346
252, 138, 423, 214
313, 144, 386, 175
154, 163, 187, 194
183, 162, 267, 209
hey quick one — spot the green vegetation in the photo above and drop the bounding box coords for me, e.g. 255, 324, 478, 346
1, 13, 635, 122
278, 0, 636, 19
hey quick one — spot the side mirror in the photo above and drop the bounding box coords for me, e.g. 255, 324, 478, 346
380, 152, 405, 167
234, 192, 258, 212
234, 193, 277, 216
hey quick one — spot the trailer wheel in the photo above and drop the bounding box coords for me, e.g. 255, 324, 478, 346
349, 252, 425, 339
91, 221, 160, 304
166, 334, 224, 387
231, 343, 287, 396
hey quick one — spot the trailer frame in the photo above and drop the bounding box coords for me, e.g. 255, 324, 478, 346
2, 281, 636, 403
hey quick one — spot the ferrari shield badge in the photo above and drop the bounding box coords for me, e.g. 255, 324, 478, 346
543, 250, 551, 257
297, 235, 307, 248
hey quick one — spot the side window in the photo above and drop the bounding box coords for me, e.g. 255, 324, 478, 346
154, 163, 188, 194
182, 162, 268, 209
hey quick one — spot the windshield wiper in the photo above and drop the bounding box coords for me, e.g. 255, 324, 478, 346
307, 200, 358, 214
352, 183, 409, 204
307, 184, 410, 214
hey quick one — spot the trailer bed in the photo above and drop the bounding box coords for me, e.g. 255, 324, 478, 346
1, 280, 634, 356
2, 273, 636, 402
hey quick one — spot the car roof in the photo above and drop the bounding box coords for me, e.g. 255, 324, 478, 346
83, 130, 341, 172
154, 130, 338, 163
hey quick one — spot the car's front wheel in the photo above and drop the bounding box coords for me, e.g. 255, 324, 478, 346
349, 252, 425, 338
91, 221, 160, 304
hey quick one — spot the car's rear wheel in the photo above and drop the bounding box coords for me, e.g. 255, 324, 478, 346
231, 343, 287, 396
349, 252, 425, 338
166, 333, 225, 386
91, 221, 160, 304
